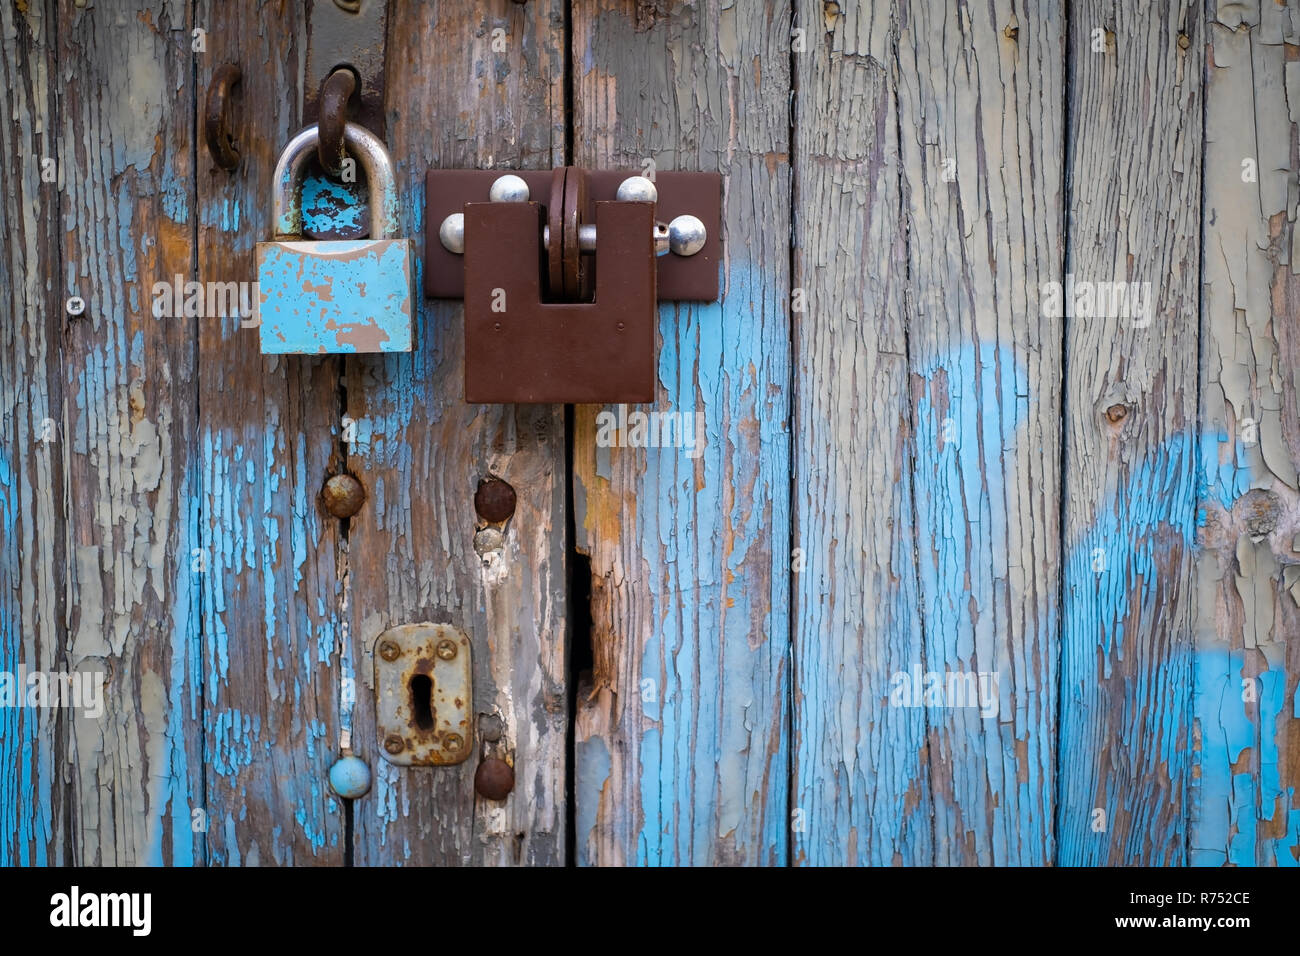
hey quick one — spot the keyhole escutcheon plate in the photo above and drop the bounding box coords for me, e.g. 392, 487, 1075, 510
373, 622, 473, 766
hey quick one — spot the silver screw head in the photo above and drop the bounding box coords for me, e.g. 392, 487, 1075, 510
489, 173, 530, 203
668, 214, 707, 256
439, 212, 466, 254
616, 175, 658, 203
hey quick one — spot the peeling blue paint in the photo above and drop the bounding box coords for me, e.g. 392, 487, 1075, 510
627, 260, 790, 866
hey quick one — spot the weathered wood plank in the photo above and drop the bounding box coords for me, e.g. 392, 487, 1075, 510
0, 0, 69, 867
895, 0, 1065, 866
789, 0, 932, 867
1194, 0, 1300, 867
1057, 0, 1203, 865
345, 1, 569, 865
195, 0, 346, 865
571, 0, 793, 866
56, 0, 204, 865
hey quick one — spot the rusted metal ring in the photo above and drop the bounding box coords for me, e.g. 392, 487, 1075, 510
547, 167, 566, 299
317, 67, 358, 178
203, 64, 242, 171
565, 167, 590, 299
559, 166, 579, 297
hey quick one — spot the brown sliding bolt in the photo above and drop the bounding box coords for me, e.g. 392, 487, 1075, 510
322, 474, 366, 519
474, 758, 515, 800
474, 478, 517, 523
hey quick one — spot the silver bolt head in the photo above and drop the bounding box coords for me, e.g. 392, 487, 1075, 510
439, 212, 466, 254
489, 173, 530, 203
668, 214, 707, 256
616, 175, 658, 203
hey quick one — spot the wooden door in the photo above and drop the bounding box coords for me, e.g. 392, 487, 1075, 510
1, 0, 1296, 867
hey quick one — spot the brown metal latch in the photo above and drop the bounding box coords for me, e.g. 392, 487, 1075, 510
425, 167, 722, 404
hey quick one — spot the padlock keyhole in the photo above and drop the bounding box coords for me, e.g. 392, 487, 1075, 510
409, 673, 435, 732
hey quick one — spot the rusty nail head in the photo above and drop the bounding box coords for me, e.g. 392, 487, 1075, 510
474, 758, 515, 800
322, 474, 366, 519
378, 640, 400, 661
436, 639, 458, 660
384, 734, 405, 754
474, 478, 517, 523
444, 733, 464, 752
1105, 403, 1129, 424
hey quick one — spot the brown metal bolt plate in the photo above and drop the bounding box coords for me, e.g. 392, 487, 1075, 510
423, 169, 722, 301
373, 623, 473, 766
461, 201, 657, 404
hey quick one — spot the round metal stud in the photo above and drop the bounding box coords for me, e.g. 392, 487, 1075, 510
328, 754, 372, 799
668, 214, 707, 256
616, 175, 658, 203
489, 173, 530, 203
321, 474, 366, 519
474, 477, 517, 523
474, 757, 515, 800
439, 212, 466, 254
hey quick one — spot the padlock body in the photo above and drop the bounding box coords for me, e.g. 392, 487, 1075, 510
256, 238, 414, 353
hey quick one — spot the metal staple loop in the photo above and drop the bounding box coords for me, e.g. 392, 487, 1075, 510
203, 63, 243, 171
317, 67, 358, 178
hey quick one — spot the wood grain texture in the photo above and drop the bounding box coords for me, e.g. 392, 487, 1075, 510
0, 0, 69, 867
1057, 0, 1204, 866
195, 0, 346, 865
789, 0, 932, 867
344, 0, 569, 866
896, 0, 1065, 866
571, 0, 793, 866
1194, 0, 1300, 867
56, 0, 204, 865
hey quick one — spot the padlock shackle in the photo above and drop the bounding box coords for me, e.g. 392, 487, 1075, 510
271, 122, 401, 240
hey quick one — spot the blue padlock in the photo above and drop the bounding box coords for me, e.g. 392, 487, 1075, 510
256, 122, 414, 353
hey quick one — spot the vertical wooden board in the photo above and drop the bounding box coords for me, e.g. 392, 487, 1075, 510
346, 1, 568, 865
1057, 0, 1203, 865
789, 1, 931, 866
1195, 0, 1300, 867
895, 0, 1065, 865
195, 1, 346, 864
56, 0, 204, 865
571, 0, 792, 866
0, 0, 69, 867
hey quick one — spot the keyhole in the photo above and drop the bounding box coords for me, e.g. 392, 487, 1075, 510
409, 673, 435, 731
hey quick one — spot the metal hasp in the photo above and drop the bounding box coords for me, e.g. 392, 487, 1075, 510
373, 623, 473, 766
255, 122, 414, 354
303, 0, 388, 141
424, 167, 722, 404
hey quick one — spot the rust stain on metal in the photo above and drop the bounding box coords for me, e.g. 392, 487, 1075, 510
474, 757, 515, 800
373, 623, 474, 766
474, 477, 517, 523
321, 473, 366, 518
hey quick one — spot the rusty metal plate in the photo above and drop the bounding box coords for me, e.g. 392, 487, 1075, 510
462, 200, 656, 404
424, 169, 721, 301
373, 623, 473, 766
